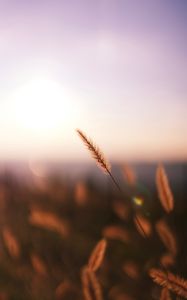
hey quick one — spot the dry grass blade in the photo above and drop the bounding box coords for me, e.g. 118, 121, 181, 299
156, 164, 174, 213
150, 268, 187, 299
122, 164, 136, 186
88, 239, 107, 272
156, 219, 177, 257
160, 287, 172, 300
76, 129, 111, 174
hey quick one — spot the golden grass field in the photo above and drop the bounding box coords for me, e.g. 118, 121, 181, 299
0, 131, 186, 299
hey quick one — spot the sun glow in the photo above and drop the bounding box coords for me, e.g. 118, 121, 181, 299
0, 77, 84, 160
9, 78, 76, 134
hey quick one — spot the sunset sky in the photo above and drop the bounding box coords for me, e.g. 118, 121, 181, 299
0, 0, 186, 162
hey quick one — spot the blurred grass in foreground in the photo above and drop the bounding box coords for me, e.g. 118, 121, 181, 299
0, 164, 186, 300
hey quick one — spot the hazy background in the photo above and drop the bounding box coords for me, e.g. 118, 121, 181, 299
0, 0, 186, 164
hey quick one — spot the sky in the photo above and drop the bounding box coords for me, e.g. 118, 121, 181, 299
0, 0, 187, 162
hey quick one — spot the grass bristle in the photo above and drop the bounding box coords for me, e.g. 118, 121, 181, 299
76, 129, 111, 174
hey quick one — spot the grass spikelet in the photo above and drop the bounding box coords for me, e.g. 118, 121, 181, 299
56, 280, 77, 300
123, 261, 139, 280
81, 267, 93, 300
160, 287, 172, 300
88, 239, 107, 272
156, 219, 177, 256
150, 268, 187, 299
29, 208, 69, 237
76, 129, 111, 174
160, 253, 175, 268
75, 181, 88, 205
108, 286, 134, 300
122, 164, 136, 186
88, 270, 103, 300
156, 164, 174, 213
30, 253, 47, 276
134, 213, 152, 238
81, 267, 103, 300
102, 225, 130, 243
2, 227, 20, 259
112, 201, 130, 221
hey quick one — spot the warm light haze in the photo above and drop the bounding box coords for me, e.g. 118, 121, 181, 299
0, 0, 186, 162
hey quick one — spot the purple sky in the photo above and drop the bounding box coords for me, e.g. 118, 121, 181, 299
0, 0, 186, 161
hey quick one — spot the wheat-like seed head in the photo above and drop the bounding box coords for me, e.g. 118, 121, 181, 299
160, 287, 171, 300
150, 268, 187, 299
88, 239, 107, 272
155, 219, 177, 257
81, 267, 93, 300
55, 280, 74, 300
122, 164, 136, 186
2, 227, 20, 259
156, 164, 174, 213
76, 129, 111, 174
30, 253, 47, 276
134, 213, 152, 238
29, 208, 69, 237
81, 267, 103, 300
88, 270, 103, 300
160, 253, 175, 268
102, 225, 130, 243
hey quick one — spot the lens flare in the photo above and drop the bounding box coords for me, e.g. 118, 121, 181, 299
133, 196, 144, 206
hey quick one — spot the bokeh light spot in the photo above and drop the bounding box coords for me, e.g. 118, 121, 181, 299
133, 196, 144, 207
